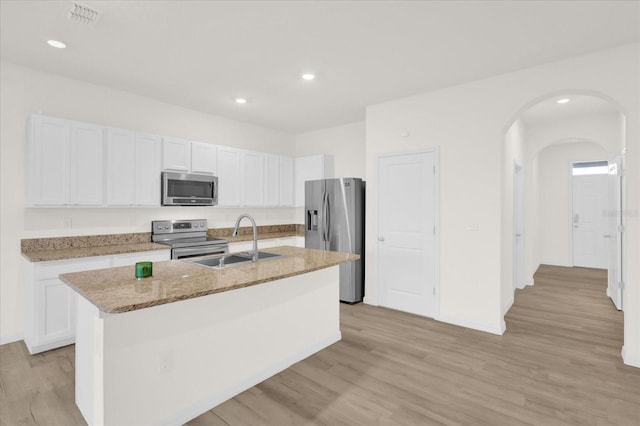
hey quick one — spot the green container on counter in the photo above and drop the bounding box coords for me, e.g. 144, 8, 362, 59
135, 262, 153, 279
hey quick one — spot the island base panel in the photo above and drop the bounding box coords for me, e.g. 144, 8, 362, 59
75, 266, 341, 426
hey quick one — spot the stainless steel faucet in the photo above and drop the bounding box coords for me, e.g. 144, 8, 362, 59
232, 214, 259, 262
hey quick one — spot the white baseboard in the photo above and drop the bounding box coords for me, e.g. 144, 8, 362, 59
525, 276, 535, 286
363, 296, 377, 306
539, 261, 573, 268
163, 331, 342, 426
502, 296, 514, 316
0, 332, 24, 346
435, 314, 505, 336
622, 346, 640, 369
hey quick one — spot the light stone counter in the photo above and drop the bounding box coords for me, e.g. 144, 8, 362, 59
60, 246, 358, 314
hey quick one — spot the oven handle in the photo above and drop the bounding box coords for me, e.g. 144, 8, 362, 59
172, 245, 228, 260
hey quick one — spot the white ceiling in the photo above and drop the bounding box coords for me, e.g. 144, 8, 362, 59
521, 95, 622, 126
1, 1, 638, 133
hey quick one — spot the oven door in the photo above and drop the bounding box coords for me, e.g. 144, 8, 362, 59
172, 244, 228, 260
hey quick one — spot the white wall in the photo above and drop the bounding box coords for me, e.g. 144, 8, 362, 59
0, 61, 297, 343
501, 119, 525, 315
365, 43, 640, 368
535, 141, 609, 266
295, 121, 366, 178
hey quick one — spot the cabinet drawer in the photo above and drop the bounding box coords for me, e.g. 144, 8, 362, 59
36, 257, 111, 280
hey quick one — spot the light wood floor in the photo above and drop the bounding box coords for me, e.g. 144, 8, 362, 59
1, 265, 638, 425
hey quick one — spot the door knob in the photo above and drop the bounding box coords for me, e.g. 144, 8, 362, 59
378, 236, 385, 242
603, 234, 611, 238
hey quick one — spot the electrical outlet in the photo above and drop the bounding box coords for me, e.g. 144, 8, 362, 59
158, 350, 173, 374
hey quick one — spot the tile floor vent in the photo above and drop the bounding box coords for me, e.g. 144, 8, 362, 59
68, 2, 102, 25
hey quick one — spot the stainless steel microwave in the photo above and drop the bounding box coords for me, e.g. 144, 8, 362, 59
161, 172, 218, 206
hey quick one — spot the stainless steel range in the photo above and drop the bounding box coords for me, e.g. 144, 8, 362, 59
152, 219, 228, 259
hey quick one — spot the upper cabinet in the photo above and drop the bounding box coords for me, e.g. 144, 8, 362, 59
106, 128, 136, 205
265, 154, 281, 207
27, 115, 104, 207
134, 133, 162, 206
106, 129, 162, 206
70, 122, 104, 205
162, 137, 191, 172
294, 154, 334, 207
280, 156, 294, 207
191, 142, 217, 175
26, 114, 303, 209
162, 137, 217, 175
217, 146, 242, 207
242, 151, 265, 207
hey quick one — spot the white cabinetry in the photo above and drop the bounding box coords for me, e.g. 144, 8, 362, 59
242, 151, 265, 207
27, 115, 70, 206
24, 256, 111, 354
294, 154, 333, 207
70, 122, 104, 205
106, 128, 136, 205
280, 156, 294, 207
162, 137, 191, 171
191, 142, 217, 175
217, 146, 242, 207
162, 138, 217, 175
265, 155, 280, 207
27, 115, 106, 206
134, 133, 162, 206
24, 249, 170, 354
107, 129, 162, 206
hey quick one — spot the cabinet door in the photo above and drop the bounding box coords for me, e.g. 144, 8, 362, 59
106, 128, 135, 205
264, 155, 280, 207
28, 115, 70, 205
40, 278, 75, 343
217, 147, 242, 207
280, 156, 294, 207
162, 137, 191, 171
70, 121, 104, 205
191, 142, 217, 175
135, 133, 162, 206
242, 151, 265, 206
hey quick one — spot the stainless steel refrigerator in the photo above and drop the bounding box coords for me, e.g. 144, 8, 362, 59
305, 178, 365, 303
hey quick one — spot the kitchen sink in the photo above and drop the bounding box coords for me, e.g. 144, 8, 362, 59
186, 251, 284, 269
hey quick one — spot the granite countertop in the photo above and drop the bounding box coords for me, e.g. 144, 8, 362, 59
60, 246, 358, 314
22, 242, 170, 262
22, 225, 304, 262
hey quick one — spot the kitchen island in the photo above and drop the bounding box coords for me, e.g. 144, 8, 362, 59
60, 246, 358, 426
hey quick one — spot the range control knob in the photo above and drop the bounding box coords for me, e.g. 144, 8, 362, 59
200, 222, 205, 228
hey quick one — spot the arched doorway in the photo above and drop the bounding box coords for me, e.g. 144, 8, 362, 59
502, 92, 626, 350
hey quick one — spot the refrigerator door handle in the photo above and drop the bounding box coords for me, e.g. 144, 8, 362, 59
325, 193, 331, 243
322, 192, 328, 242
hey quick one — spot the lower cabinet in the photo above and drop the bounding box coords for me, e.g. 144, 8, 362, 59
24, 250, 170, 354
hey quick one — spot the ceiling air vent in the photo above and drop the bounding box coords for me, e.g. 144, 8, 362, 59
68, 2, 102, 25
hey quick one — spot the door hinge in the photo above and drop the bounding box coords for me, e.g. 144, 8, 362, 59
619, 281, 625, 290
618, 224, 625, 233
433, 165, 436, 174
433, 226, 436, 235
433, 287, 436, 296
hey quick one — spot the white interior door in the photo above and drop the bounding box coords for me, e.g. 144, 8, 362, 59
607, 158, 623, 310
572, 172, 608, 269
377, 151, 437, 317
514, 164, 525, 289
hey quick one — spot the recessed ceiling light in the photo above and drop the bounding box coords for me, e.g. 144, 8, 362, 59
556, 98, 571, 104
47, 39, 67, 49
301, 73, 316, 81
235, 98, 247, 104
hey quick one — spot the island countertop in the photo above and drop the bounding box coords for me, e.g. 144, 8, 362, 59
60, 246, 359, 314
